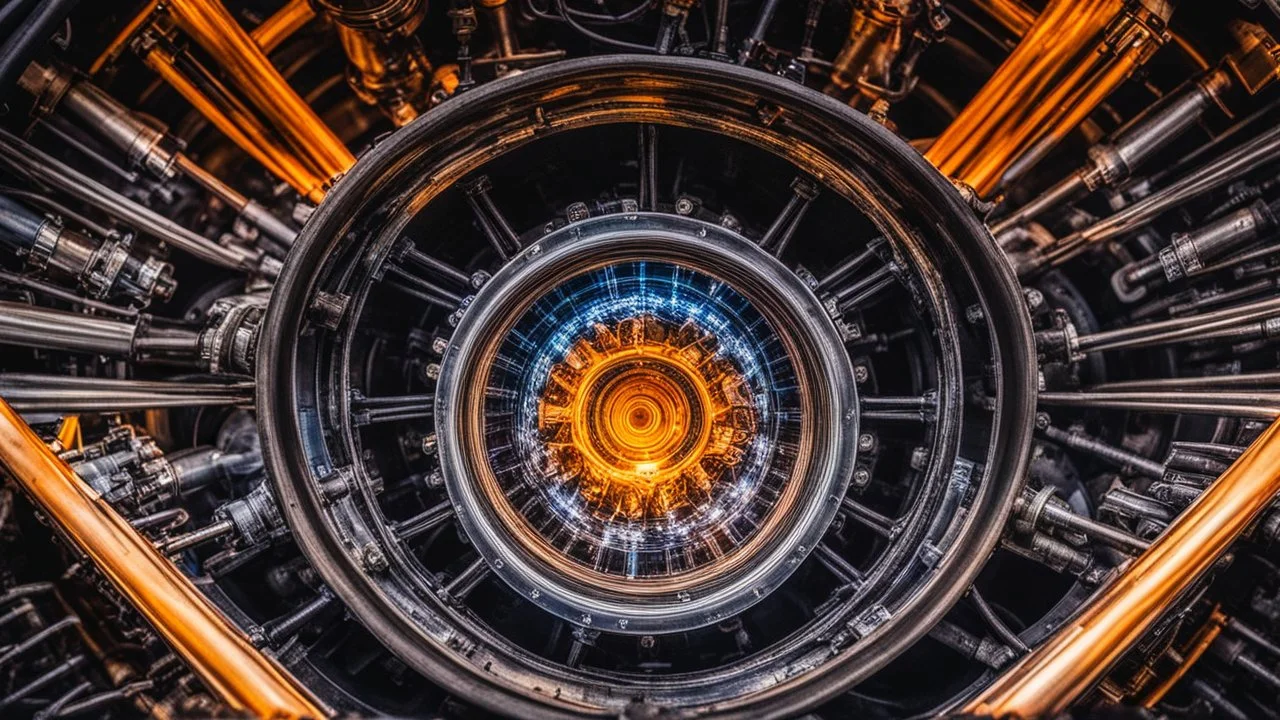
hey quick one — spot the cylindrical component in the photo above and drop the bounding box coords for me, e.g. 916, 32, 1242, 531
1116, 201, 1274, 294
166, 0, 356, 180
0, 127, 265, 275
825, 0, 927, 108
1040, 424, 1166, 480
0, 301, 137, 356
1086, 69, 1231, 190
250, 0, 316, 53
966, 416, 1280, 718
20, 61, 179, 179
159, 519, 235, 554
0, 397, 329, 718
0, 194, 176, 304
480, 0, 518, 59
926, 0, 1169, 195
140, 40, 328, 203
0, 374, 254, 413
314, 0, 432, 126
1037, 121, 1280, 272
738, 0, 783, 64
18, 62, 298, 248
173, 154, 297, 247
995, 69, 1231, 233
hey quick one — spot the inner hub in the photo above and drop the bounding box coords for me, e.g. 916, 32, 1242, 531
439, 216, 854, 632
499, 260, 778, 580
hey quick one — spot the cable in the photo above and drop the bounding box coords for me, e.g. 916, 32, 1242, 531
526, 0, 652, 25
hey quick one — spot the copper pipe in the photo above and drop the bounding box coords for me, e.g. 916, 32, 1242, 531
967, 0, 1034, 36
250, 0, 317, 54
141, 43, 328, 202
90, 0, 161, 75
165, 0, 356, 180
967, 0, 1208, 69
1140, 607, 1227, 707
964, 416, 1280, 718
0, 397, 329, 719
927, 0, 1169, 195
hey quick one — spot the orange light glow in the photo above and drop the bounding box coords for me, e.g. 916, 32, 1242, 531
538, 314, 756, 522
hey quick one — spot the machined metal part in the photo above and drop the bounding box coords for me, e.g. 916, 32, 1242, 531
2, 2, 1280, 718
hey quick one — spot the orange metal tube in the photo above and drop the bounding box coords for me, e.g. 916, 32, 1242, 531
90, 0, 161, 75
142, 45, 328, 202
1140, 607, 1227, 707
166, 0, 356, 180
0, 397, 329, 719
250, 0, 317, 54
925, 0, 1170, 195
968, 0, 1035, 36
964, 417, 1280, 718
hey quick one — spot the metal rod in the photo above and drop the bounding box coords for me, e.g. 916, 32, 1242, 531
0, 128, 264, 275
964, 416, 1280, 717
0, 397, 329, 719
166, 0, 355, 180
0, 374, 253, 413
1038, 390, 1280, 420
0, 301, 137, 356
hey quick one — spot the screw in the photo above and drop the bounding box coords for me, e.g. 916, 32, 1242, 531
675, 197, 695, 215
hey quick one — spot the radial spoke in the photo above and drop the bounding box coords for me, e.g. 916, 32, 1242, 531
351, 394, 434, 425
840, 497, 900, 539
442, 556, 491, 602
814, 542, 865, 588
759, 176, 819, 257
393, 500, 455, 542
384, 264, 464, 309
638, 124, 658, 211
861, 394, 936, 422
462, 175, 521, 260
834, 264, 896, 313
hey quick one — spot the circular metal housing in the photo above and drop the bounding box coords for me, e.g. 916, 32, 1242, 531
259, 56, 1036, 718
438, 214, 857, 633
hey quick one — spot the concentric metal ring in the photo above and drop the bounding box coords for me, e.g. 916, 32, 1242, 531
437, 213, 858, 634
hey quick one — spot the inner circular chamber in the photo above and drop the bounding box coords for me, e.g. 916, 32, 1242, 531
483, 260, 801, 580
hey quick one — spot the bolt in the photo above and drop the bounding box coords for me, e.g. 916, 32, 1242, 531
675, 197, 695, 215
853, 365, 869, 383
858, 433, 876, 452
432, 337, 449, 355
421, 434, 438, 455
423, 362, 441, 381
853, 468, 871, 486
362, 543, 389, 573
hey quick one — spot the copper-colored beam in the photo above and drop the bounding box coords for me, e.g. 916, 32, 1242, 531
250, 0, 317, 54
967, 0, 1035, 36
141, 43, 328, 202
0, 397, 329, 719
927, 0, 1168, 195
90, 0, 161, 75
964, 417, 1280, 718
165, 0, 356, 180
1140, 607, 1227, 707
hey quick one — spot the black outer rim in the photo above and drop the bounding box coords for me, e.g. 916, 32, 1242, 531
258, 55, 1037, 719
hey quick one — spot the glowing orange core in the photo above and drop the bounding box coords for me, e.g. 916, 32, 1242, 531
538, 315, 757, 521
